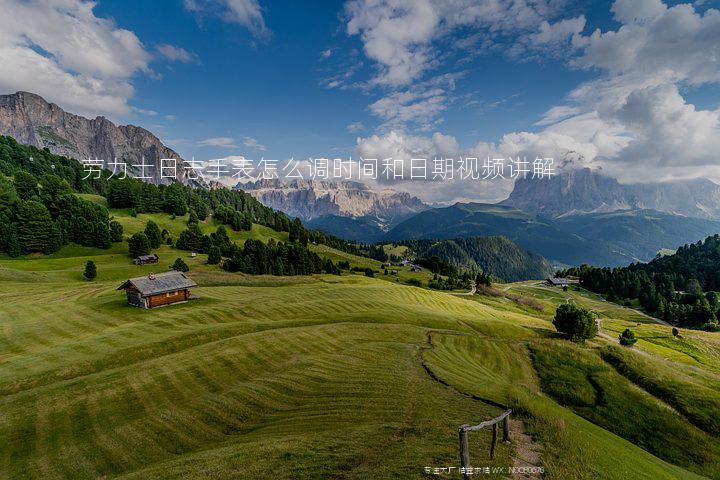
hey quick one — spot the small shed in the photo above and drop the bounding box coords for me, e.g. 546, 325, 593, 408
134, 254, 159, 265
117, 271, 197, 308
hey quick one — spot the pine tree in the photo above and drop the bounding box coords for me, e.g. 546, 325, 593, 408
172, 257, 189, 272
128, 232, 150, 258
144, 220, 162, 249
83, 260, 97, 280
16, 200, 54, 253
207, 246, 221, 265
109, 221, 124, 242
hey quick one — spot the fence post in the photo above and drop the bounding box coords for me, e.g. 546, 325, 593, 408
503, 414, 511, 443
490, 423, 498, 459
459, 425, 471, 480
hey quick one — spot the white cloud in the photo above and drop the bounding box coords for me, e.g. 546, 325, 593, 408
0, 0, 151, 116
184, 0, 270, 38
344, 0, 573, 87
165, 114, 177, 121
243, 136, 266, 151
347, 121, 365, 133
156, 44, 199, 63
320, 49, 332, 59
197, 136, 238, 148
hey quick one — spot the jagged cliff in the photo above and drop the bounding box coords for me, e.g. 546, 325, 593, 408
502, 167, 720, 220
240, 179, 427, 228
0, 91, 197, 185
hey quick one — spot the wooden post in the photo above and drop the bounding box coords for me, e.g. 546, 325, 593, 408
503, 415, 511, 443
490, 423, 498, 459
459, 425, 471, 480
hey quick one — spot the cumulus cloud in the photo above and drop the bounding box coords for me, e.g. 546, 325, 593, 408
538, 0, 720, 181
0, 0, 151, 116
344, 0, 574, 87
184, 0, 270, 38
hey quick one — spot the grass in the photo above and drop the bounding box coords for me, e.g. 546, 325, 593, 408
1, 210, 719, 479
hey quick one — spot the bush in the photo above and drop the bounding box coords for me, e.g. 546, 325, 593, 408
128, 232, 150, 258
364, 268, 374, 277
406, 278, 422, 287
553, 303, 598, 342
83, 260, 97, 280
171, 257, 189, 272
619, 328, 637, 346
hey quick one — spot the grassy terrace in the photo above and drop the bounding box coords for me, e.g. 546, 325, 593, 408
1, 210, 719, 479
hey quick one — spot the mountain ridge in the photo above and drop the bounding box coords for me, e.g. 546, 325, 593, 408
0, 91, 199, 186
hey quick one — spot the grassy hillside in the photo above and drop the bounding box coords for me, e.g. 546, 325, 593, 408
1, 213, 719, 479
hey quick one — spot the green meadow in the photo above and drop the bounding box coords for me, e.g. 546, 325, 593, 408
1, 210, 719, 479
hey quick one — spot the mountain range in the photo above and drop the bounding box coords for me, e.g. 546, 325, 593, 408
503, 167, 720, 219
241, 179, 427, 239
1, 90, 718, 270
0, 91, 199, 186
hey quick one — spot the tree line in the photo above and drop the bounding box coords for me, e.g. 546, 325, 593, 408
0, 135, 359, 262
561, 235, 720, 330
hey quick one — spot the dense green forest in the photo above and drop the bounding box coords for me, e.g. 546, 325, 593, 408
562, 235, 720, 329
0, 135, 357, 262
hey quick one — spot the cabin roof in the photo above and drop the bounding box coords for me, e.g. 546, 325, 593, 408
117, 271, 197, 296
547, 277, 570, 285
135, 254, 159, 261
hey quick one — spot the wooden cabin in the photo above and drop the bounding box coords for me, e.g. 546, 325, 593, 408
134, 254, 159, 265
546, 277, 570, 287
117, 271, 198, 309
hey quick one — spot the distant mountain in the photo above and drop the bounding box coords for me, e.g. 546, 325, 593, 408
502, 167, 720, 219
0, 91, 199, 186
555, 210, 720, 263
399, 237, 553, 282
306, 215, 386, 243
384, 202, 627, 266
385, 202, 720, 267
241, 179, 427, 239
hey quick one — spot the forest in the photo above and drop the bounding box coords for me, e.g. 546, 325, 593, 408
0, 135, 356, 262
562, 235, 720, 329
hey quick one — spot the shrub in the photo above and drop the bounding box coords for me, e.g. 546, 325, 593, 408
553, 303, 598, 342
364, 268, 374, 277
171, 257, 189, 272
619, 328, 637, 346
406, 278, 422, 287
83, 260, 97, 280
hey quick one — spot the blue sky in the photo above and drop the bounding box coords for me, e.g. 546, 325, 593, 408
2, 0, 720, 202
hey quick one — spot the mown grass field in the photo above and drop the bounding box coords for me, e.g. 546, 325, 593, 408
1, 210, 719, 479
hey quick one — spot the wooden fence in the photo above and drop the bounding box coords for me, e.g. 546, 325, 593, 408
458, 409, 512, 479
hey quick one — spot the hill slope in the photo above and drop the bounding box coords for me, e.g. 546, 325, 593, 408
385, 202, 626, 266
398, 236, 553, 282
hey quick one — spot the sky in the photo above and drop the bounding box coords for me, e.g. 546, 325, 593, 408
0, 0, 719, 203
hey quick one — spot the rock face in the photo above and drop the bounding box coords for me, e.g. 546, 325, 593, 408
502, 167, 720, 219
240, 178, 427, 228
0, 91, 197, 185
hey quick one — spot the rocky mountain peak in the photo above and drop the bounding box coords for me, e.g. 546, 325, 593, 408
0, 91, 198, 185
